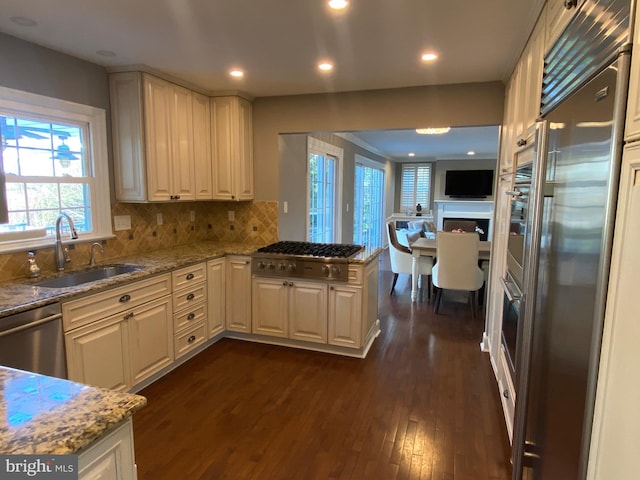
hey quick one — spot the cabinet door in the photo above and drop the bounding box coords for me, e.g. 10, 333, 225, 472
226, 256, 252, 332
328, 285, 362, 348
252, 277, 288, 337
128, 296, 174, 386
66, 317, 131, 391
169, 84, 195, 200
234, 97, 254, 200
193, 91, 213, 199
207, 258, 226, 337
544, 0, 583, 54
289, 280, 327, 344
210, 97, 236, 200
78, 419, 137, 480
143, 74, 173, 202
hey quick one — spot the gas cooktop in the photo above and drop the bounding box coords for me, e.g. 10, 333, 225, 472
252, 241, 364, 282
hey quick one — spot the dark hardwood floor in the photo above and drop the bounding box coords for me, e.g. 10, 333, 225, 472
133, 252, 512, 479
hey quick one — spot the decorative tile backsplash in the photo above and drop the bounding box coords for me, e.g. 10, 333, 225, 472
0, 201, 278, 282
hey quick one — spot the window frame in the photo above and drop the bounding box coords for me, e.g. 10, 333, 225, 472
0, 85, 112, 253
354, 155, 385, 248
306, 137, 343, 243
399, 162, 433, 213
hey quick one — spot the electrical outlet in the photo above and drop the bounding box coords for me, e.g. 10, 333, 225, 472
228, 211, 235, 221
283, 201, 288, 214
157, 213, 163, 225
190, 210, 195, 222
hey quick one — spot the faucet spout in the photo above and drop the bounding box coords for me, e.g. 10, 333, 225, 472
55, 212, 78, 271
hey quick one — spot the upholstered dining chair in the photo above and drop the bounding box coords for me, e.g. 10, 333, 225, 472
386, 222, 433, 297
432, 231, 485, 319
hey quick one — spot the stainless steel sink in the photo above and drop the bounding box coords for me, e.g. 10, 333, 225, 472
34, 264, 143, 288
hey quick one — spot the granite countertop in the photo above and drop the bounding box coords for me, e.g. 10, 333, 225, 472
0, 240, 382, 319
0, 366, 146, 455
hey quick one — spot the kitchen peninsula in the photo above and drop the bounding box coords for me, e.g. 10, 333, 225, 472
0, 366, 146, 477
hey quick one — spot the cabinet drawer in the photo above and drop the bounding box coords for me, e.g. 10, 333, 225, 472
174, 302, 207, 332
174, 322, 207, 359
172, 263, 207, 290
173, 284, 207, 312
62, 273, 172, 332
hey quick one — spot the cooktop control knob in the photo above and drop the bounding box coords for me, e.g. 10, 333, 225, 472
258, 261, 266, 270
278, 262, 286, 271
322, 265, 330, 276
288, 263, 297, 273
268, 262, 275, 270
331, 265, 341, 276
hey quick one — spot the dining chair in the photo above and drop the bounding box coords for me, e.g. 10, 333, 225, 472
386, 222, 433, 297
432, 231, 485, 319
442, 219, 478, 233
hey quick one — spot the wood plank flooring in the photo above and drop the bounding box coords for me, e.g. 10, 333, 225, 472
133, 253, 512, 479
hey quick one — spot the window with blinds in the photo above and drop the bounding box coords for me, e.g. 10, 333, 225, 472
400, 163, 432, 211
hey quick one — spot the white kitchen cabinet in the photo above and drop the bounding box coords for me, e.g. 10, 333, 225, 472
66, 315, 131, 391
226, 256, 252, 333
128, 296, 174, 385
110, 71, 196, 202
207, 258, 226, 337
328, 284, 362, 348
210, 96, 254, 201
78, 418, 137, 480
172, 263, 208, 359
192, 91, 213, 199
498, 345, 516, 442
251, 277, 328, 342
64, 273, 173, 391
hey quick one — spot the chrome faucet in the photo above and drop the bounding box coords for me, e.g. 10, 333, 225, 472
55, 212, 78, 271
88, 242, 104, 266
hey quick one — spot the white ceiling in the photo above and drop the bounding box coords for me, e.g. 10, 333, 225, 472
0, 0, 540, 160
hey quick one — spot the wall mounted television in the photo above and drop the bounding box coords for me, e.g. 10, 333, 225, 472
444, 169, 494, 198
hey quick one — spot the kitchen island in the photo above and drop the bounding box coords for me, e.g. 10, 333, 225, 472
0, 366, 146, 476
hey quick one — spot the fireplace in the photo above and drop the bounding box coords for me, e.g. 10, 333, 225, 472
435, 200, 494, 240
442, 217, 490, 241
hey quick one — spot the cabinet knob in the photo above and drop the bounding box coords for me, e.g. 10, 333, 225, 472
330, 286, 334, 291
119, 294, 131, 303
186, 293, 195, 301
564, 0, 578, 9
186, 273, 195, 281
288, 282, 294, 287
123, 312, 134, 320
282, 281, 288, 286
245, 260, 250, 265
503, 389, 510, 399
188, 335, 196, 344
187, 312, 196, 321
516, 138, 527, 147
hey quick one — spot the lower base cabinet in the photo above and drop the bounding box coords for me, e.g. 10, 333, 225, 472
78, 419, 137, 480
328, 284, 362, 348
226, 256, 252, 333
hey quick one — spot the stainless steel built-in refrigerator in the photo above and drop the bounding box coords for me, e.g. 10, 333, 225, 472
511, 0, 633, 478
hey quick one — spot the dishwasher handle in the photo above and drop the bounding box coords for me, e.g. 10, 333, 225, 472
0, 313, 62, 338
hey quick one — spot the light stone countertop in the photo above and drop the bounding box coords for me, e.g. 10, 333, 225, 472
0, 366, 146, 455
0, 241, 382, 319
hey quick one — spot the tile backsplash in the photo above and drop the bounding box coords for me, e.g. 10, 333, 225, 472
0, 200, 278, 282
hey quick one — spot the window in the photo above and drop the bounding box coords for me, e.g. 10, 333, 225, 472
354, 156, 385, 248
307, 137, 342, 243
0, 86, 111, 252
400, 163, 432, 212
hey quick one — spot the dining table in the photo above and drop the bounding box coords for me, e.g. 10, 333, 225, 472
409, 236, 492, 302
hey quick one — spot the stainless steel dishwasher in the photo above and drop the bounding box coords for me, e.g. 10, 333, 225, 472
0, 303, 67, 379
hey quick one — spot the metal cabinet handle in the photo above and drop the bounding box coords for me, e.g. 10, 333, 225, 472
123, 312, 134, 320
564, 0, 578, 9
245, 260, 250, 265
282, 281, 288, 286
505, 190, 524, 197
186, 293, 195, 301
503, 389, 510, 399
186, 273, 195, 281
288, 282, 294, 287
187, 312, 195, 321
188, 335, 196, 344
119, 294, 131, 303
516, 138, 527, 147
330, 286, 334, 291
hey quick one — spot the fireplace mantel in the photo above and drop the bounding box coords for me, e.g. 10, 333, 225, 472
435, 200, 494, 238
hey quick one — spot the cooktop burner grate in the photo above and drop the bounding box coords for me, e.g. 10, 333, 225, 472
256, 241, 363, 258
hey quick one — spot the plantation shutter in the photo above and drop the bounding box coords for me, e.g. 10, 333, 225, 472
400, 164, 431, 211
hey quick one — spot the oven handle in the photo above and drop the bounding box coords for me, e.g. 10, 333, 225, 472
0, 313, 63, 337
501, 276, 522, 304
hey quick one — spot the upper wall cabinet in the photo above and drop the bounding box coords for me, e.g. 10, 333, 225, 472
544, 0, 585, 54
625, 0, 640, 142
210, 96, 254, 201
110, 72, 211, 202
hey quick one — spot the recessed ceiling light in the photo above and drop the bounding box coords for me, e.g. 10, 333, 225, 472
421, 52, 438, 62
328, 0, 349, 9
10, 16, 37, 27
408, 153, 415, 157
229, 69, 244, 78
96, 50, 117, 57
318, 62, 334, 72
467, 151, 476, 156
416, 127, 450, 135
